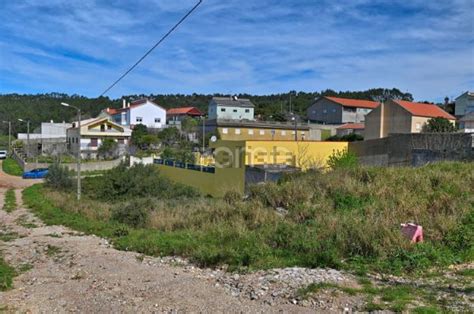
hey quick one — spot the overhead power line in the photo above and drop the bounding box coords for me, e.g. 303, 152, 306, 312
99, 0, 203, 97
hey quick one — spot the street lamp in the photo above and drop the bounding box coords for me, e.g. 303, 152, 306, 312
18, 119, 30, 159
291, 116, 297, 141
1, 121, 11, 155
61, 102, 81, 201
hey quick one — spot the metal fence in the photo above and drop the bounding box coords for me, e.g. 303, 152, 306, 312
154, 158, 216, 173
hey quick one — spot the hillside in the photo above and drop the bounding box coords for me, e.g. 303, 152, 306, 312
0, 88, 413, 135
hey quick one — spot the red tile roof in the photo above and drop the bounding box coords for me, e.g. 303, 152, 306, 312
337, 123, 365, 130
394, 100, 456, 120
167, 107, 203, 116
325, 96, 379, 109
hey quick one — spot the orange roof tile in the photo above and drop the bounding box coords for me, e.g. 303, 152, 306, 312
167, 107, 203, 116
394, 100, 456, 120
337, 123, 365, 130
325, 96, 379, 109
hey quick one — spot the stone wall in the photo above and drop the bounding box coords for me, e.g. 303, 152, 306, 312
22, 158, 124, 172
349, 133, 473, 167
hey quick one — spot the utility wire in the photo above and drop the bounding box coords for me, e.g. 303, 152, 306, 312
100, 0, 203, 96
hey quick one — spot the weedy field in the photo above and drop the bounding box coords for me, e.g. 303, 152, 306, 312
24, 161, 473, 274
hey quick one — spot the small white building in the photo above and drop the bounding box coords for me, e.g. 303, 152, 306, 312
459, 112, 474, 133
104, 99, 167, 129
455, 91, 474, 117
208, 96, 255, 121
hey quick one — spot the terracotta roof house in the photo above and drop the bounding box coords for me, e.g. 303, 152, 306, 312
102, 99, 166, 129
307, 96, 379, 124
167, 106, 204, 127
364, 99, 456, 140
336, 123, 365, 136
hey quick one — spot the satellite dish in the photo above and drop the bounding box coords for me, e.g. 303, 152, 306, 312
210, 136, 217, 142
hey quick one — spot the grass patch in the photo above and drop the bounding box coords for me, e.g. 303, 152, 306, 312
24, 161, 474, 275
0, 256, 16, 291
297, 282, 359, 299
1, 158, 23, 176
455, 268, 474, 277
45, 245, 61, 257
15, 214, 38, 228
17, 263, 33, 273
2, 189, 16, 213
412, 306, 442, 314
0, 231, 20, 242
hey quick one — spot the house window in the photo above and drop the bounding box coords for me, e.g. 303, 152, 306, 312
221, 108, 226, 112
416, 122, 421, 130
281, 130, 286, 136
312, 110, 316, 114
235, 128, 241, 135
107, 125, 112, 130
222, 128, 228, 134
118, 138, 124, 144
245, 109, 250, 113
248, 129, 254, 135
323, 109, 327, 114
233, 109, 238, 113
90, 138, 98, 147
136, 117, 143, 123
259, 130, 265, 135
100, 124, 105, 132
332, 109, 336, 113
155, 118, 161, 123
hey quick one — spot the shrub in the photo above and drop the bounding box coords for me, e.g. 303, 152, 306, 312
45, 163, 73, 190
84, 162, 199, 201
111, 199, 152, 228
327, 149, 358, 170
223, 190, 241, 205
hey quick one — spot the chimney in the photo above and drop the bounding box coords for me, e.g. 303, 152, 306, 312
127, 102, 131, 108
122, 99, 126, 109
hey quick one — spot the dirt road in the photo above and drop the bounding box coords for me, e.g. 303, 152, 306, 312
0, 164, 314, 312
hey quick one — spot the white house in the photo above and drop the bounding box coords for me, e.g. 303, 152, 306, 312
455, 91, 474, 117
104, 99, 167, 129
459, 112, 474, 133
208, 96, 255, 121
67, 117, 132, 159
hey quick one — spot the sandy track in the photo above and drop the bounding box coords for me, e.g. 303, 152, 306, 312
0, 175, 309, 312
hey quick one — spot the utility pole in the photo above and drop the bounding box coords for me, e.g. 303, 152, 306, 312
1, 121, 11, 155
18, 119, 30, 159
61, 103, 81, 201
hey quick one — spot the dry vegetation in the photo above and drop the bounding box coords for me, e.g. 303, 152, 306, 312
26, 161, 473, 275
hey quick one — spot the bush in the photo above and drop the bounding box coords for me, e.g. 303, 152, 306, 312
111, 199, 151, 228
327, 149, 358, 170
83, 162, 200, 201
45, 163, 73, 190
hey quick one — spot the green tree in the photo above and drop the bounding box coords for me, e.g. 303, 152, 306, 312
131, 124, 148, 148
181, 117, 198, 134
158, 127, 180, 145
422, 117, 457, 133
98, 139, 118, 159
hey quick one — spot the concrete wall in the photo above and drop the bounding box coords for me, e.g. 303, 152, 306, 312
218, 126, 309, 141
22, 158, 124, 172
349, 133, 473, 166
155, 163, 245, 197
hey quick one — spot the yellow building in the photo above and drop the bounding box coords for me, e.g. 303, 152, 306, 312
365, 99, 456, 140
206, 119, 311, 141
211, 140, 348, 170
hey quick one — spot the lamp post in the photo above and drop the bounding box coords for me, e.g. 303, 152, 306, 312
1, 121, 11, 155
291, 116, 297, 141
61, 102, 81, 201
18, 119, 30, 159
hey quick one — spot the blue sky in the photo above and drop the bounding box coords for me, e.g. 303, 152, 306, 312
0, 0, 473, 102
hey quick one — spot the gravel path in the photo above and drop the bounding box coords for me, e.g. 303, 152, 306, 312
0, 162, 361, 312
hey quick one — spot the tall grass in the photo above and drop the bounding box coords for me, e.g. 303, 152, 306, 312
1, 158, 22, 176
24, 162, 474, 274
